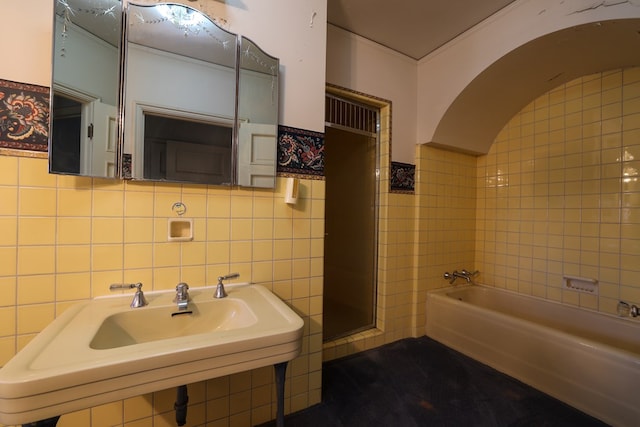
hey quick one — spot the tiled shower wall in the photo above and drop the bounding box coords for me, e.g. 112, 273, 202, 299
0, 159, 323, 426
476, 67, 640, 314
413, 145, 477, 335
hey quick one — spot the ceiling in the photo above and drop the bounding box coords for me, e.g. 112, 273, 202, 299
327, 0, 640, 153
327, 0, 518, 60
433, 18, 640, 153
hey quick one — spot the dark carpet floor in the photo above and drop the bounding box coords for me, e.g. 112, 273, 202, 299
260, 336, 608, 427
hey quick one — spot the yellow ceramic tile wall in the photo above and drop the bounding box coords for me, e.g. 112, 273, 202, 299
476, 68, 640, 315
0, 155, 322, 426
412, 145, 477, 336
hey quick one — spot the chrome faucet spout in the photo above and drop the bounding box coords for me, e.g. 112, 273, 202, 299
174, 282, 190, 311
452, 270, 471, 283
461, 269, 479, 279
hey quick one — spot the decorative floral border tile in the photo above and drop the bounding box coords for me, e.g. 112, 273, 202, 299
390, 161, 415, 193
0, 79, 50, 152
277, 125, 325, 178
121, 153, 132, 179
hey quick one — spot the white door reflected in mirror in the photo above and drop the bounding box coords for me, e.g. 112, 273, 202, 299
50, 0, 121, 179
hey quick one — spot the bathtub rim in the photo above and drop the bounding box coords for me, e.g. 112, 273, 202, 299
427, 283, 640, 366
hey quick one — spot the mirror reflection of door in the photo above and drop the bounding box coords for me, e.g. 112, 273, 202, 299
236, 36, 279, 188
51, 93, 117, 177
142, 113, 233, 185
51, 94, 82, 174
237, 122, 277, 187
91, 100, 118, 177
50, 0, 121, 178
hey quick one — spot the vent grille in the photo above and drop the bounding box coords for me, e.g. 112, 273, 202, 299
325, 94, 378, 135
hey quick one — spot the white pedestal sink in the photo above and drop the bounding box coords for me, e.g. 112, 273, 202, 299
0, 283, 304, 425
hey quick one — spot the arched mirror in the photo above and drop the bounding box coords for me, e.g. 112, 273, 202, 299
50, 0, 122, 178
236, 36, 279, 188
122, 2, 237, 185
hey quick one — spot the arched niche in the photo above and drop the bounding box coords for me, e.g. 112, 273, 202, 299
431, 18, 640, 155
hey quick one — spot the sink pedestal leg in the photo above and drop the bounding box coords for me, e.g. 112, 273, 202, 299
22, 416, 60, 427
274, 362, 287, 427
175, 384, 189, 426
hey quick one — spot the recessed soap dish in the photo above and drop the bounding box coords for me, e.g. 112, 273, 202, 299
168, 218, 193, 242
563, 275, 598, 294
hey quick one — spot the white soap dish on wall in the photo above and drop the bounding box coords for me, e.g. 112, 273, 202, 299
168, 218, 193, 242
563, 275, 598, 294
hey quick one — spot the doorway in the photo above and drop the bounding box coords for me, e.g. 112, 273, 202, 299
323, 93, 379, 341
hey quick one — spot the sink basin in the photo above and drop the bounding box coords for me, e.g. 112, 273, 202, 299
0, 284, 303, 425
90, 298, 257, 349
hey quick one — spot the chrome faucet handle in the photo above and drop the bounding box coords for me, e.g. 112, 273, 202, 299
443, 272, 455, 284
175, 282, 189, 298
110, 283, 138, 290
219, 273, 240, 282
130, 283, 148, 308
620, 301, 640, 318
214, 273, 239, 299
618, 301, 630, 317
110, 282, 148, 308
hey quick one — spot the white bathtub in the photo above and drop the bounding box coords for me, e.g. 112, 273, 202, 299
426, 284, 640, 427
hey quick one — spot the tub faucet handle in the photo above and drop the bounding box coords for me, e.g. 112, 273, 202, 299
618, 301, 630, 317
443, 272, 456, 284
617, 301, 639, 317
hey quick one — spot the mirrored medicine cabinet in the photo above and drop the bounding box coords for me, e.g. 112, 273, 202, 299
50, 0, 280, 188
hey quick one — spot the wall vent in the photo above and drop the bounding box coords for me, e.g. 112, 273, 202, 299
325, 94, 378, 135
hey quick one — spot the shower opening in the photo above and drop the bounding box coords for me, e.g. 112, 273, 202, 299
323, 92, 379, 341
